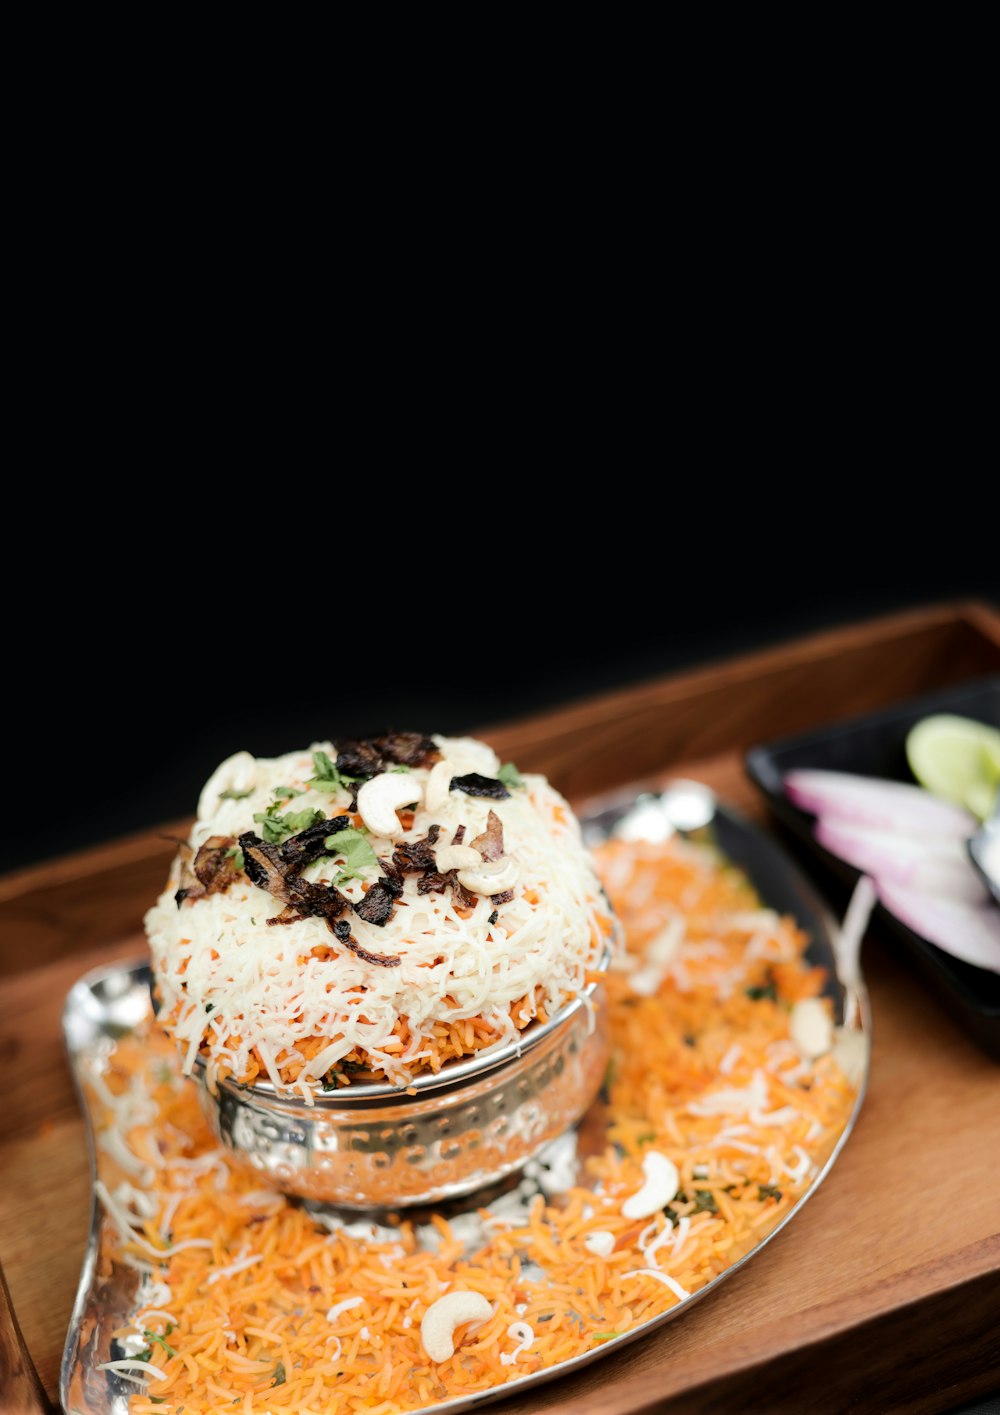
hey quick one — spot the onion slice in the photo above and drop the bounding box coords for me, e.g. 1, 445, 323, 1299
876, 880, 1000, 974
815, 819, 988, 905
785, 770, 975, 838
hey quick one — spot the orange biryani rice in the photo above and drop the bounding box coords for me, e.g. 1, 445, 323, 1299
92, 831, 860, 1413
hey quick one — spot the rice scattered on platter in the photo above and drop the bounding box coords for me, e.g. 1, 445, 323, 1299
93, 831, 859, 1413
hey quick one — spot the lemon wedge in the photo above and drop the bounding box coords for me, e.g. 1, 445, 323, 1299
906, 714, 1000, 820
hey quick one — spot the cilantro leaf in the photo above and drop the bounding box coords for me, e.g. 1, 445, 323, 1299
219, 787, 253, 801
324, 828, 379, 882
497, 762, 524, 789
745, 970, 779, 1002
308, 749, 357, 793
758, 1183, 783, 1201
144, 1329, 178, 1359
224, 846, 245, 871
253, 804, 325, 845
272, 785, 304, 802
693, 1189, 718, 1214
591, 1332, 623, 1342
745, 982, 778, 1002
271, 1360, 287, 1385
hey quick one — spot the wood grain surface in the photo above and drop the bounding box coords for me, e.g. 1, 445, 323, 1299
0, 1259, 55, 1414
1, 601, 999, 1413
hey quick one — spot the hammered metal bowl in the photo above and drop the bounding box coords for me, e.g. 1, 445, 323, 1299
193, 969, 611, 1209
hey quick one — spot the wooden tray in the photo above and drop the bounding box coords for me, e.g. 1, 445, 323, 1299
3, 601, 999, 1415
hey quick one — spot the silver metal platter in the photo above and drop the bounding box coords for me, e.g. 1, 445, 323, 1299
61, 783, 870, 1414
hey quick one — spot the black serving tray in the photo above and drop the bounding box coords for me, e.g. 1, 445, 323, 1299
746, 675, 1000, 1060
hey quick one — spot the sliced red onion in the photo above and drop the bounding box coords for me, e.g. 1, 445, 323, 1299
815, 819, 989, 905
876, 880, 1000, 974
785, 770, 975, 838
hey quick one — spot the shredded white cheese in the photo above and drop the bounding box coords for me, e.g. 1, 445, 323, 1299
622, 1269, 690, 1300
206, 1250, 263, 1284
146, 735, 611, 1092
326, 1296, 364, 1323
500, 1321, 535, 1365
95, 1358, 167, 1383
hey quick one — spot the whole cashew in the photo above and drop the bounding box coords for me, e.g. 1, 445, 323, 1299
583, 1230, 616, 1257
456, 855, 520, 896
197, 751, 257, 821
621, 1151, 680, 1220
420, 1291, 493, 1363
435, 844, 482, 872
789, 998, 833, 1059
424, 758, 454, 813
357, 773, 423, 839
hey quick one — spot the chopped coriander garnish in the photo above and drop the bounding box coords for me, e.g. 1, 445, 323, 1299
391, 764, 412, 773
745, 980, 778, 1002
636, 1131, 657, 1146
497, 761, 524, 789
224, 845, 245, 871
693, 1189, 718, 1214
592, 1332, 623, 1342
311, 748, 337, 780
271, 1360, 287, 1386
253, 803, 325, 845
758, 1182, 783, 1201
144, 1329, 178, 1359
205, 1003, 214, 1013
308, 749, 357, 794
272, 785, 304, 802
133, 1344, 153, 1363
219, 787, 253, 801
324, 828, 379, 882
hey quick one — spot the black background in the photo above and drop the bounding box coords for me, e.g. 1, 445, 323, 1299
7, 554, 997, 873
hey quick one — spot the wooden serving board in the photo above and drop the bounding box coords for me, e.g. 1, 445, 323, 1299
2, 602, 999, 1414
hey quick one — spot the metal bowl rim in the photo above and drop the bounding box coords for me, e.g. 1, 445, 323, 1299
194, 941, 614, 1106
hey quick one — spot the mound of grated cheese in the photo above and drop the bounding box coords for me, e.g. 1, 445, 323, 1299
145, 735, 612, 1095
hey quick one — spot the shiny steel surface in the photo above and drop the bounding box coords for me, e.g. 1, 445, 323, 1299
968, 804, 1000, 904
197, 989, 609, 1207
61, 783, 870, 1415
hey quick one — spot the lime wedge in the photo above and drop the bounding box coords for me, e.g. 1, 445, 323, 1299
906, 714, 1000, 820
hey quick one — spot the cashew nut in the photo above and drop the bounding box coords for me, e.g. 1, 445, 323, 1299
435, 844, 483, 872
789, 998, 833, 1059
357, 773, 423, 839
456, 855, 520, 896
831, 1024, 866, 1086
197, 751, 257, 821
424, 758, 455, 813
420, 1291, 493, 1363
621, 1151, 680, 1220
583, 1230, 616, 1257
